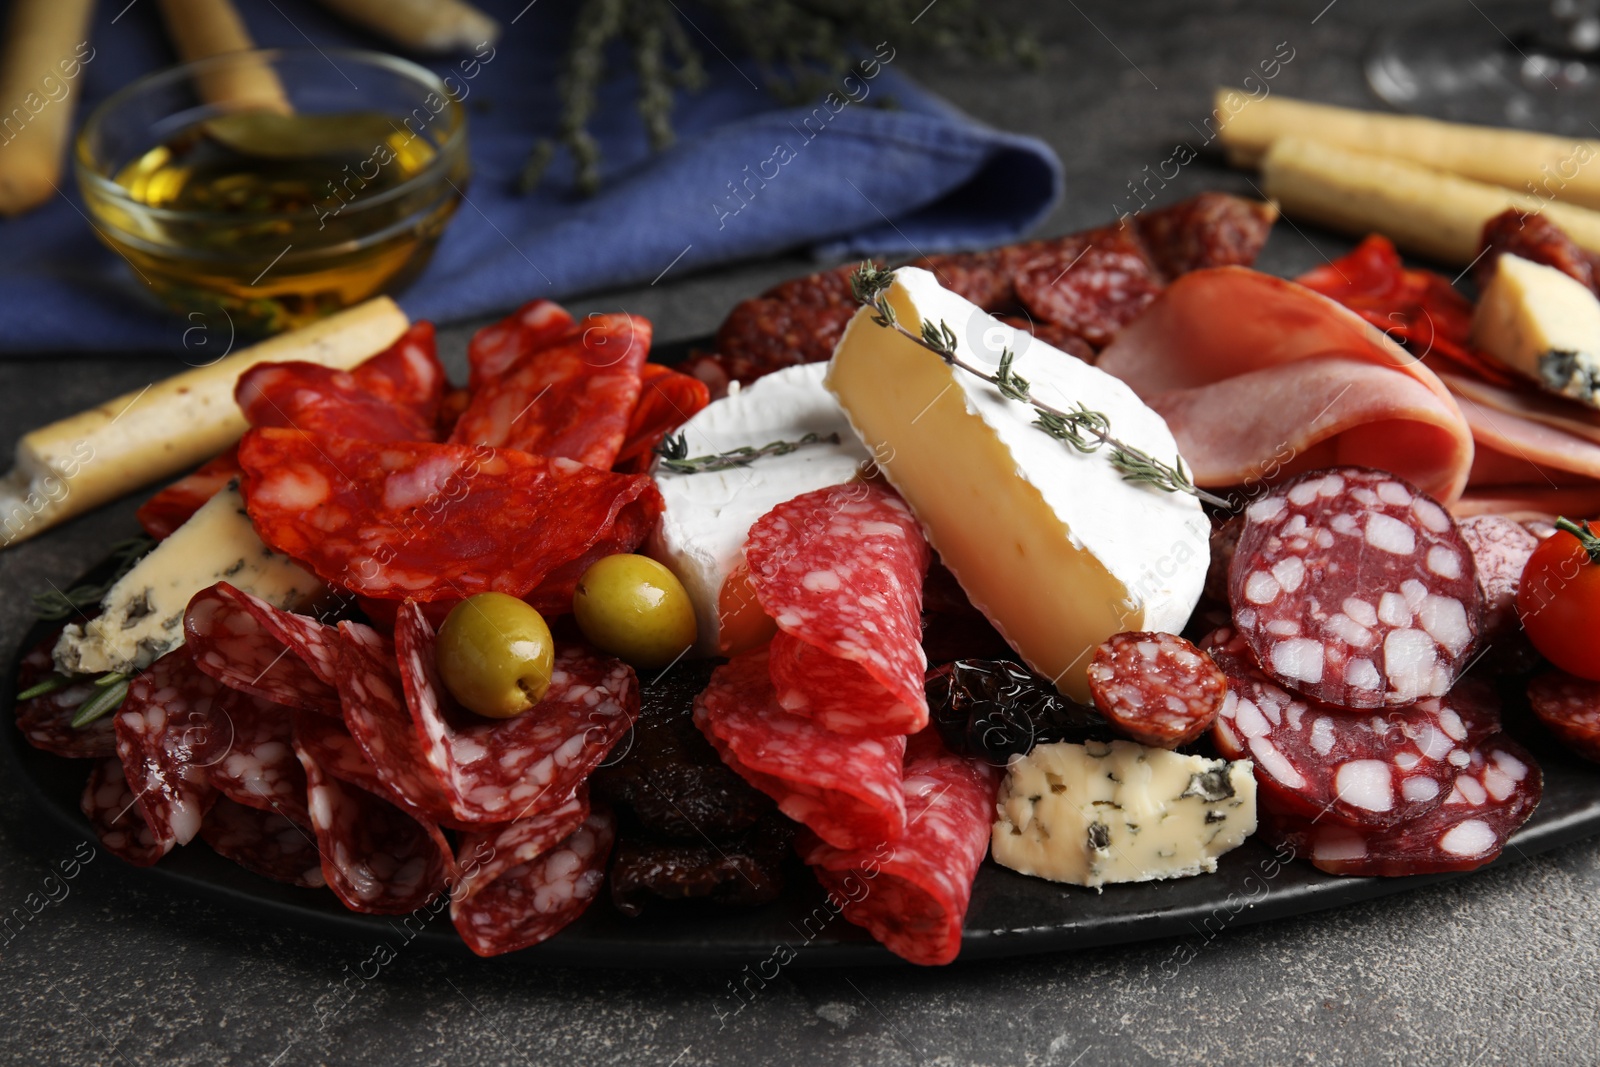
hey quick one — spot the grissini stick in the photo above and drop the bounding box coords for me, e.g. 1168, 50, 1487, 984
0, 0, 95, 216
1260, 137, 1600, 267
313, 0, 500, 54
1216, 90, 1600, 211
0, 296, 409, 549
157, 0, 290, 112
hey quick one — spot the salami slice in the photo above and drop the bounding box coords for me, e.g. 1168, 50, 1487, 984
451, 807, 614, 957
909, 248, 1025, 311
612, 363, 711, 474
1456, 515, 1539, 643
798, 730, 1001, 966
13, 628, 114, 758
1208, 629, 1499, 828
113, 646, 230, 853
451, 787, 590, 907
711, 297, 857, 384
81, 757, 167, 866
1135, 193, 1277, 278
1229, 467, 1484, 708
449, 313, 651, 470
136, 448, 243, 540
1260, 733, 1542, 876
200, 798, 325, 888
238, 429, 662, 605
293, 726, 453, 915
693, 650, 907, 850
185, 583, 339, 712
291, 709, 398, 801
467, 299, 576, 392
205, 695, 310, 825
1527, 671, 1600, 763
1013, 223, 1166, 348
1087, 631, 1225, 748
392, 602, 639, 825
1476, 208, 1597, 293
744, 483, 931, 736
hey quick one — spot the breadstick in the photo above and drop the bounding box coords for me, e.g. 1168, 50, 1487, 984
313, 0, 500, 54
157, 0, 290, 112
1216, 91, 1600, 211
0, 0, 95, 216
1261, 137, 1600, 266
0, 297, 409, 549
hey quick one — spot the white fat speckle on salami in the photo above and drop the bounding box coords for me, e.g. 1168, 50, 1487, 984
1087, 631, 1225, 748
206, 696, 310, 826
199, 798, 325, 888
743, 483, 931, 736
1528, 671, 1600, 764
1228, 468, 1483, 708
451, 807, 614, 957
693, 649, 906, 850
1260, 734, 1542, 876
1456, 516, 1539, 643
185, 583, 340, 712
797, 730, 999, 966
80, 757, 167, 866
1207, 628, 1499, 829
13, 628, 113, 758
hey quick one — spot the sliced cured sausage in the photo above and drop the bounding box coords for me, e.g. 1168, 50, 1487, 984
1087, 631, 1225, 748
204, 695, 310, 826
1527, 671, 1600, 763
1228, 467, 1484, 708
136, 449, 243, 540
466, 299, 576, 392
185, 582, 339, 712
612, 363, 711, 474
798, 730, 1000, 966
1208, 629, 1499, 828
743, 483, 931, 736
1012, 222, 1165, 348
81, 757, 168, 866
1456, 514, 1540, 644
1260, 734, 1542, 876
200, 799, 325, 888
1136, 192, 1278, 278
13, 628, 114, 759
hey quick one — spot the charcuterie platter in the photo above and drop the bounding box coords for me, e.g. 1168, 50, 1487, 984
10, 189, 1600, 968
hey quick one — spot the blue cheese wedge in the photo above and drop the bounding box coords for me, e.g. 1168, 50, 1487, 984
1471, 252, 1600, 409
646, 362, 871, 655
992, 740, 1257, 889
53, 485, 323, 676
826, 267, 1210, 702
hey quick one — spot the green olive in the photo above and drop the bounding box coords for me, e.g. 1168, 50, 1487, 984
573, 554, 698, 669
435, 592, 555, 719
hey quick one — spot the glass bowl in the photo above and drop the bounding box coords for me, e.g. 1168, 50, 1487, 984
75, 48, 468, 337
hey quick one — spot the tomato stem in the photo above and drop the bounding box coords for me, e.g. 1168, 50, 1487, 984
1555, 516, 1600, 565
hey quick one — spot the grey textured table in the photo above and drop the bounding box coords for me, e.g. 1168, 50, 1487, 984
4, 2, 1599, 1064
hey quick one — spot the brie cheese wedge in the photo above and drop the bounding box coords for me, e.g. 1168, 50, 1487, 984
1472, 252, 1600, 409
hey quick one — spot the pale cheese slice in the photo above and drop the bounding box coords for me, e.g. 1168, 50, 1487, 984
1471, 252, 1600, 409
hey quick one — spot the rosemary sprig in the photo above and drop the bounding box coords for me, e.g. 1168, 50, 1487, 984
16, 673, 73, 702
655, 431, 842, 473
850, 264, 1231, 508
70, 674, 128, 729
32, 537, 155, 621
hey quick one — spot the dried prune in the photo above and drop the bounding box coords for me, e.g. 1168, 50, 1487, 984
926, 659, 1113, 765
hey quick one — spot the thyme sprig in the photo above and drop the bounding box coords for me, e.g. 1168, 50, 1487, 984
32, 537, 155, 621
850, 264, 1230, 508
655, 431, 842, 474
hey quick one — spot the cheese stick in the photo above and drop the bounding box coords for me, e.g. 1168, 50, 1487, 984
1217, 91, 1600, 210
0, 0, 95, 216
0, 296, 409, 549
157, 0, 290, 112
312, 0, 500, 54
1260, 137, 1600, 266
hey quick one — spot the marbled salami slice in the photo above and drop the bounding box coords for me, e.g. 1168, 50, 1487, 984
798, 730, 1001, 966
451, 808, 614, 957
1013, 223, 1166, 348
467, 299, 576, 392
450, 313, 651, 469
1457, 515, 1539, 643
693, 650, 907, 850
612, 363, 711, 474
1208, 629, 1499, 828
1527, 671, 1600, 762
81, 757, 167, 866
744, 483, 931, 736
136, 448, 243, 540
200, 798, 325, 888
451, 787, 590, 907
1229, 467, 1483, 708
13, 628, 114, 759
206, 695, 310, 825
1087, 631, 1225, 748
392, 602, 639, 825
238, 429, 662, 606
1260, 734, 1542, 876
185, 583, 339, 712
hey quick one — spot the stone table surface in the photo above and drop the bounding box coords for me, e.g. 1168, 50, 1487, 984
3, 1, 1598, 1064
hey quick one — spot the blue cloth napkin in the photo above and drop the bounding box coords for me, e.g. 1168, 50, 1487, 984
0, 0, 1061, 353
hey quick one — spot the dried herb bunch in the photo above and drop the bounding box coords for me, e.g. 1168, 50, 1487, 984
521, 0, 1038, 195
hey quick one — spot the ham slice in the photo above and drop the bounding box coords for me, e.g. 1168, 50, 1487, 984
1097, 267, 1475, 503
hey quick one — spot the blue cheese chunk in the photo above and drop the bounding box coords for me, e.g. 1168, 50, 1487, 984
53, 485, 323, 676
992, 740, 1257, 889
1471, 252, 1600, 409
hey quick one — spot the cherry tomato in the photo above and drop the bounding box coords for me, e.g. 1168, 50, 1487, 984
1517, 518, 1600, 679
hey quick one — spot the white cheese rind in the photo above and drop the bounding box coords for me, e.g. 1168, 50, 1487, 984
992, 740, 1257, 889
645, 362, 871, 655
825, 267, 1210, 701
1471, 252, 1600, 409
53, 485, 323, 676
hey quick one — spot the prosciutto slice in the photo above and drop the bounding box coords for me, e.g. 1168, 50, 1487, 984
1097, 267, 1475, 504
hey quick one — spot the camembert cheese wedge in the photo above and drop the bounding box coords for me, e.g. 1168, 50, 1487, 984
826, 267, 1209, 701
53, 484, 323, 676
1472, 252, 1600, 409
